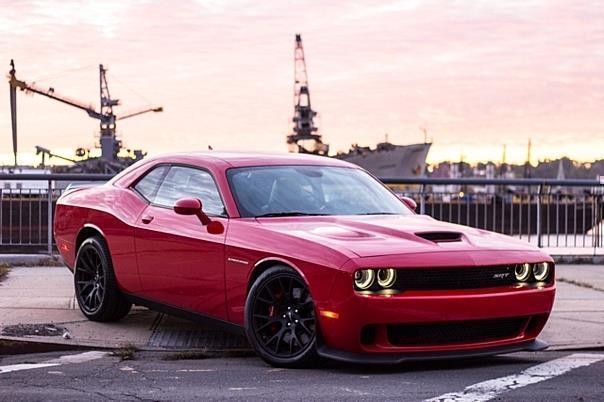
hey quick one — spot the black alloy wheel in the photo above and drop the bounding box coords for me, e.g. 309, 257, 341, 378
245, 265, 321, 368
75, 244, 105, 314
74, 236, 131, 322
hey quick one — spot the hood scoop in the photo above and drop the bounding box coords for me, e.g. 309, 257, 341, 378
416, 231, 462, 243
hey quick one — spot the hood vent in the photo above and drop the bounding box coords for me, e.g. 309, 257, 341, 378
416, 231, 462, 243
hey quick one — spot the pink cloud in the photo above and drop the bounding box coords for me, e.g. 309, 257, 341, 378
1, 0, 602, 165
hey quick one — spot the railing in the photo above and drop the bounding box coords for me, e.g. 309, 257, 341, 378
382, 177, 604, 255
1, 174, 603, 255
0, 173, 113, 254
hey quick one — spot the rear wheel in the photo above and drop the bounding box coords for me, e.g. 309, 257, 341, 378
245, 266, 321, 368
74, 236, 131, 322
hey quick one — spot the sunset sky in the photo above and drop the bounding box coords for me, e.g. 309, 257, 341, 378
1, 0, 603, 166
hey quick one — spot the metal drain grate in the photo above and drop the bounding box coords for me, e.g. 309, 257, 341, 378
148, 314, 250, 351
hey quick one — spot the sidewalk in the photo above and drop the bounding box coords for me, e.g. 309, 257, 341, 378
0, 265, 602, 353
541, 264, 604, 349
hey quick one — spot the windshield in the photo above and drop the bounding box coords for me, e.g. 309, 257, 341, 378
227, 165, 411, 218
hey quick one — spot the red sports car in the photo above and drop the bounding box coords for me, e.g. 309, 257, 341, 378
54, 153, 555, 367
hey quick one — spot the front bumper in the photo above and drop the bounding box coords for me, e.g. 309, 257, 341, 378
315, 267, 556, 358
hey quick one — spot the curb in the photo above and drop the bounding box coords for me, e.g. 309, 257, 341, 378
2, 333, 600, 357
552, 255, 604, 265
0, 336, 95, 356
0, 335, 253, 357
0, 254, 64, 267
546, 343, 604, 352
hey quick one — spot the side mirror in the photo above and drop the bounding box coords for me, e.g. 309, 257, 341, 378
174, 198, 224, 234
397, 195, 417, 211
174, 198, 203, 216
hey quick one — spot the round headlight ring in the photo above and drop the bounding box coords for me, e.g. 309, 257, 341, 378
377, 268, 397, 288
533, 262, 550, 282
354, 269, 375, 290
515, 263, 531, 282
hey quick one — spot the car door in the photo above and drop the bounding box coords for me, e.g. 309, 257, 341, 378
132, 164, 228, 320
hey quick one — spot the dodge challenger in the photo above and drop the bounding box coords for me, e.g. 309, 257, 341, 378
54, 152, 555, 367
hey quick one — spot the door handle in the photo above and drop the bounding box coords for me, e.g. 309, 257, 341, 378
141, 215, 154, 224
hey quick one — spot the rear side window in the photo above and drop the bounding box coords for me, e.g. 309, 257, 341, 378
133, 166, 168, 202
154, 166, 225, 216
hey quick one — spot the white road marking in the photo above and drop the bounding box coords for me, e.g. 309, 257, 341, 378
341, 387, 371, 396
425, 353, 604, 402
0, 351, 109, 375
0, 363, 59, 374
46, 351, 108, 364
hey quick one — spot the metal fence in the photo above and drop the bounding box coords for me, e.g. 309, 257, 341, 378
383, 177, 604, 255
1, 174, 603, 255
0, 173, 112, 254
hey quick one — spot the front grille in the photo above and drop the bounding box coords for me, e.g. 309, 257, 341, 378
394, 265, 519, 291
387, 317, 527, 346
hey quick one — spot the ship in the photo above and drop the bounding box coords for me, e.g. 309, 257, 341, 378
286, 34, 430, 178
336, 141, 431, 177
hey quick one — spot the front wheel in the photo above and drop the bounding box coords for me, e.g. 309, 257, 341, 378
74, 236, 132, 322
245, 266, 321, 368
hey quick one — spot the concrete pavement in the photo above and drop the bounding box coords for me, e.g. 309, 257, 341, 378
541, 265, 604, 350
0, 264, 603, 353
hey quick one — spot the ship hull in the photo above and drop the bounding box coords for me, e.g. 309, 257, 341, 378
337, 143, 431, 177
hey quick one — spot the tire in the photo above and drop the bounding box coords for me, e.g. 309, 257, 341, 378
74, 236, 132, 322
245, 265, 321, 368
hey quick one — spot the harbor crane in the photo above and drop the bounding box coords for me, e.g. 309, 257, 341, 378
8, 60, 162, 170
35, 145, 77, 167
286, 34, 329, 155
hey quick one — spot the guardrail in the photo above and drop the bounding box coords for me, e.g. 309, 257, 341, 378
1, 174, 603, 255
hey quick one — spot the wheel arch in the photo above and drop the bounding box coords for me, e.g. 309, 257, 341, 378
75, 224, 106, 252
247, 257, 309, 293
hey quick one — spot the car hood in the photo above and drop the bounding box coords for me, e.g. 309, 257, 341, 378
256, 214, 537, 258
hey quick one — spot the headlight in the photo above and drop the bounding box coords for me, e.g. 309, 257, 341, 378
377, 268, 397, 288
515, 263, 531, 282
354, 269, 375, 290
533, 262, 550, 281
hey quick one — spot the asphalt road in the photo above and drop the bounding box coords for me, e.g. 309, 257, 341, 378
0, 350, 603, 401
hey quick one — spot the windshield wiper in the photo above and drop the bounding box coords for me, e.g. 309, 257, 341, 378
255, 212, 328, 218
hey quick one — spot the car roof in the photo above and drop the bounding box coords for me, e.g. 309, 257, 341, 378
146, 151, 357, 169
110, 151, 360, 188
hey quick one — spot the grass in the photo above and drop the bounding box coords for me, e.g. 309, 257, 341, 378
35, 257, 65, 267
163, 350, 210, 361
114, 344, 138, 361
0, 263, 10, 283
163, 349, 255, 361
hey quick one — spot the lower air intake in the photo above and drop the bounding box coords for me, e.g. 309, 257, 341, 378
387, 317, 528, 346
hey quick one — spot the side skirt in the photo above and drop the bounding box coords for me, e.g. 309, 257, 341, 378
124, 293, 245, 336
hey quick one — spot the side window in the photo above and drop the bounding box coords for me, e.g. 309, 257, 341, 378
133, 166, 168, 202
154, 166, 226, 216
